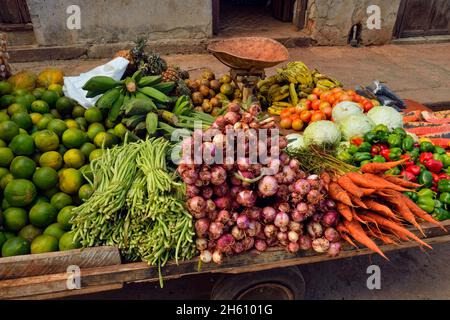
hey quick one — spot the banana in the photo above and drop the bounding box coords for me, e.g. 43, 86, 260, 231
124, 98, 156, 116
138, 86, 171, 103
83, 76, 119, 92
146, 112, 158, 135
151, 81, 176, 95
86, 90, 104, 98
108, 93, 125, 122
138, 75, 162, 87
96, 88, 121, 110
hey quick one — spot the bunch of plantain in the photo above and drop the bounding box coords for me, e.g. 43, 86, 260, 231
83, 70, 175, 125
257, 61, 342, 114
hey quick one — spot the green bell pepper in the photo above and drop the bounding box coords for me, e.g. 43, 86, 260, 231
376, 131, 389, 144
337, 151, 353, 163
402, 136, 414, 152
441, 154, 450, 168
364, 132, 377, 144
433, 153, 444, 163
393, 128, 407, 138
418, 170, 433, 188
373, 124, 389, 133
388, 134, 402, 148
348, 144, 359, 155
404, 191, 418, 202
360, 160, 372, 166
420, 141, 435, 153
354, 152, 372, 162
437, 179, 450, 192
432, 207, 450, 221
358, 142, 372, 153
385, 167, 401, 176
388, 148, 403, 161
417, 188, 434, 198
434, 146, 446, 155
417, 196, 435, 213
372, 155, 386, 163
407, 148, 420, 161
434, 199, 443, 209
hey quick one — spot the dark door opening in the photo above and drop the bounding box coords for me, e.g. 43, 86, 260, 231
394, 0, 450, 38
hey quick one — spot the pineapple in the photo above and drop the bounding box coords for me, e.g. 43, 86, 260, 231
0, 33, 11, 80
162, 66, 180, 82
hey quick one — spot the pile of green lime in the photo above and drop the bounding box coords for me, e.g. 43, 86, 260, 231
0, 76, 126, 257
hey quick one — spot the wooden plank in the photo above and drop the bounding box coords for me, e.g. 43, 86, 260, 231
14, 284, 123, 300
1, 221, 448, 299
0, 246, 121, 280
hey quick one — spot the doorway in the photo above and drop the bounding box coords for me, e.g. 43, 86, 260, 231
0, 0, 35, 46
394, 0, 450, 38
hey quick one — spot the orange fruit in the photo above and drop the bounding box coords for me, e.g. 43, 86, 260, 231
291, 119, 304, 131
279, 118, 292, 130
280, 109, 291, 119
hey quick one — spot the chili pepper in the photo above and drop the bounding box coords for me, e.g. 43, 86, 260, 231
371, 145, 381, 156
417, 196, 435, 213
404, 191, 418, 202
439, 192, 450, 204
424, 158, 443, 173
434, 146, 446, 155
432, 207, 450, 221
354, 152, 372, 162
372, 155, 386, 163
418, 170, 433, 188
358, 142, 372, 153
406, 165, 421, 176
419, 152, 433, 164
401, 170, 416, 182
438, 173, 450, 180
402, 135, 414, 152
348, 144, 359, 155
360, 160, 372, 166
385, 167, 401, 176
373, 124, 389, 133
400, 154, 414, 167
420, 141, 435, 153
388, 134, 402, 148
437, 179, 450, 192
393, 128, 407, 138
380, 148, 391, 161
389, 148, 403, 161
351, 137, 364, 147
417, 188, 434, 198
337, 151, 353, 163
441, 154, 450, 168
364, 132, 377, 144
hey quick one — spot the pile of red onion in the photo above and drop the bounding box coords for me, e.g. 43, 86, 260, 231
178, 102, 341, 264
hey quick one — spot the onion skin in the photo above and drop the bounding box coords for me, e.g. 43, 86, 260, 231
209, 222, 224, 240
264, 224, 277, 239
299, 235, 312, 251
288, 242, 300, 253
312, 237, 330, 253
289, 221, 302, 232
291, 210, 306, 222
213, 184, 229, 198
211, 166, 227, 186
202, 187, 213, 199
217, 234, 235, 254
242, 237, 255, 251
195, 218, 210, 237
236, 190, 256, 207
233, 241, 245, 254
187, 196, 206, 215
182, 169, 198, 185
236, 214, 250, 229
322, 210, 339, 227
258, 176, 279, 197
262, 207, 277, 223
231, 226, 245, 240
307, 190, 322, 205
294, 179, 311, 195
216, 210, 231, 224
186, 185, 200, 198
307, 222, 324, 239
214, 196, 231, 210
324, 227, 340, 243
277, 232, 288, 242
255, 240, 268, 252
200, 250, 213, 263
205, 199, 216, 213
274, 212, 290, 228
212, 250, 223, 264
288, 231, 299, 243
328, 242, 341, 257
196, 238, 208, 251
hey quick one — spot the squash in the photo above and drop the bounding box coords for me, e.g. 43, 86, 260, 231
37, 68, 64, 88
7, 70, 37, 91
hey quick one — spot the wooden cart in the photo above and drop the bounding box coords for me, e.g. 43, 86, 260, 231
1, 220, 448, 300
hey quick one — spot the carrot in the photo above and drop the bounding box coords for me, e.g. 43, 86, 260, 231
402, 195, 447, 231
343, 220, 388, 260
360, 212, 432, 249
351, 206, 367, 224
363, 173, 412, 192
360, 187, 376, 196
321, 172, 331, 191
337, 202, 353, 221
363, 199, 400, 221
337, 175, 364, 198
350, 194, 368, 209
329, 182, 353, 206
368, 229, 397, 245
346, 172, 406, 191
383, 175, 422, 188
337, 224, 358, 248
361, 159, 406, 174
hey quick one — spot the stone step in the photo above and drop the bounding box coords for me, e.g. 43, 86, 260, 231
8, 45, 87, 63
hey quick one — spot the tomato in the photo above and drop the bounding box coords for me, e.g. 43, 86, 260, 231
311, 100, 321, 110
322, 106, 333, 119
300, 110, 312, 123
307, 94, 319, 101
352, 94, 363, 103
280, 118, 292, 129
346, 89, 356, 96
311, 111, 326, 122
331, 87, 343, 94
290, 114, 301, 121
363, 101, 374, 112
294, 105, 307, 114
304, 100, 312, 109
312, 88, 324, 96
339, 94, 352, 102
319, 101, 331, 110
280, 109, 292, 119
291, 119, 304, 131
320, 90, 332, 101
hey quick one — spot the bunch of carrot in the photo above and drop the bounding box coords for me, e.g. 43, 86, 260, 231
326, 159, 446, 259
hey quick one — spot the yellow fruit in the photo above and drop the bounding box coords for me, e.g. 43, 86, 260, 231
63, 149, 85, 169
37, 69, 64, 88
39, 151, 63, 170
59, 168, 83, 195
7, 71, 37, 91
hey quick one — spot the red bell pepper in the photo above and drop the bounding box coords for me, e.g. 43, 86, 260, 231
351, 137, 364, 147
380, 149, 390, 161
400, 154, 414, 167
406, 165, 421, 176
425, 159, 444, 173
371, 145, 381, 156
432, 172, 440, 184
438, 173, 450, 180
379, 144, 389, 151
419, 152, 433, 164
401, 170, 417, 182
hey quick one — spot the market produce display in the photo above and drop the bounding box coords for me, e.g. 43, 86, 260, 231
403, 109, 450, 148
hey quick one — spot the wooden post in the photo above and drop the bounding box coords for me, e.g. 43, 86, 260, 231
293, 0, 308, 30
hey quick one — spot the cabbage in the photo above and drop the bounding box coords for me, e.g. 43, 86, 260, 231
286, 133, 304, 150
367, 106, 403, 130
339, 114, 374, 141
332, 101, 363, 123
336, 141, 350, 154
303, 120, 341, 149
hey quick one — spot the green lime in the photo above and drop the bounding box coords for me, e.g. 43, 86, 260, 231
79, 142, 95, 158
18, 224, 43, 242
3, 207, 28, 231
65, 119, 79, 129
12, 89, 29, 97
2, 197, 10, 210
0, 147, 14, 167
1, 237, 30, 257
50, 192, 73, 211
24, 93, 36, 106
39, 151, 63, 170
58, 144, 67, 156
0, 173, 14, 190
41, 90, 59, 107
87, 123, 105, 141
59, 168, 83, 195
9, 134, 35, 156
32, 87, 46, 99
0, 121, 20, 141
0, 81, 13, 95
0, 95, 15, 108
13, 96, 31, 110
0, 167, 9, 180
114, 123, 128, 140
93, 132, 116, 148
43, 187, 59, 199
62, 128, 86, 148
104, 118, 115, 129
32, 167, 58, 190
55, 97, 74, 115
78, 184, 93, 202
10, 156, 36, 179
0, 112, 10, 123
4, 179, 37, 207
43, 223, 65, 240
48, 84, 63, 96
89, 149, 103, 162
34, 130, 59, 152
7, 103, 27, 115
72, 105, 85, 118
85, 107, 103, 123
11, 112, 32, 131
31, 234, 59, 254
59, 231, 81, 251
47, 119, 68, 137
29, 202, 57, 228
57, 206, 76, 231
29, 112, 43, 125
75, 117, 87, 130
50, 108, 61, 119
36, 115, 53, 131
0, 138, 6, 147
31, 100, 50, 114
63, 149, 85, 169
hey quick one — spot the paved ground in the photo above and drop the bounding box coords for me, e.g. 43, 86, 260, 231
11, 42, 450, 105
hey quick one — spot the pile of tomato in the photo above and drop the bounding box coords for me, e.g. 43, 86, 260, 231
278, 87, 380, 131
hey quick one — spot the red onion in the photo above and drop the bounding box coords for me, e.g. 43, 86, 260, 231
307, 222, 323, 239
212, 250, 223, 264
276, 183, 289, 199
200, 250, 212, 263
246, 221, 258, 237
278, 202, 290, 213
264, 224, 277, 239
202, 142, 216, 157
279, 226, 288, 233
196, 238, 208, 251
307, 175, 321, 189
236, 214, 250, 229
257, 176, 279, 197
291, 210, 306, 222
233, 241, 245, 254
217, 234, 235, 254
307, 190, 322, 205
262, 207, 277, 223
242, 237, 255, 251
289, 221, 302, 232
212, 133, 225, 147
206, 199, 216, 212
231, 226, 245, 240
214, 196, 231, 210
227, 103, 241, 113
207, 211, 218, 221
289, 159, 300, 171
186, 185, 200, 198
288, 231, 299, 243
230, 186, 242, 197
279, 138, 288, 150
237, 157, 251, 171
209, 222, 224, 240
312, 237, 330, 253
255, 240, 267, 252
279, 152, 289, 163
182, 169, 198, 185
188, 196, 206, 214
224, 111, 241, 125
211, 166, 227, 185
202, 187, 213, 199
274, 212, 290, 228
294, 179, 311, 195
216, 210, 231, 224
230, 176, 242, 186
312, 213, 323, 222
282, 166, 296, 184
248, 207, 261, 220
195, 218, 210, 237
213, 184, 229, 197
296, 202, 309, 214
288, 242, 300, 253
214, 116, 226, 129
199, 169, 211, 183
236, 190, 256, 207
324, 227, 340, 243
328, 242, 341, 257
322, 210, 339, 227
277, 232, 288, 242
231, 200, 240, 210
325, 199, 336, 210
195, 179, 204, 187
267, 159, 281, 175
299, 235, 312, 250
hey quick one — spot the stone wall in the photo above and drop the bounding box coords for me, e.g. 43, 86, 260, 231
304, 0, 402, 45
26, 0, 213, 47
